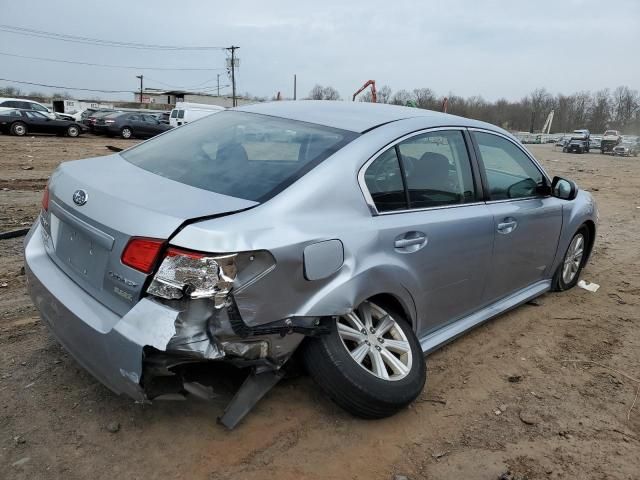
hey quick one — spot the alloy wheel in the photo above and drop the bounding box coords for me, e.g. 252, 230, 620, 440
337, 301, 413, 381
562, 233, 585, 284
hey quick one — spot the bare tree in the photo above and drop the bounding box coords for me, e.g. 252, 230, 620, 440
377, 85, 392, 104
308, 84, 325, 100
612, 86, 639, 130
413, 88, 438, 110
307, 84, 341, 100
390, 89, 414, 106
322, 86, 341, 101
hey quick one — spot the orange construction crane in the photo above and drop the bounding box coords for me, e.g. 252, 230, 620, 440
352, 80, 377, 103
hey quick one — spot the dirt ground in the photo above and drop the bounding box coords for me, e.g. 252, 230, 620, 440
0, 133, 638, 480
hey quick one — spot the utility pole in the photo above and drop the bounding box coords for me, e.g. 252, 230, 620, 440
293, 74, 297, 100
226, 46, 239, 107
136, 74, 143, 105
217, 73, 220, 97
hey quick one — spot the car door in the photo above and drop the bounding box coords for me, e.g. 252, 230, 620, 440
126, 114, 144, 135
470, 130, 563, 303
23, 111, 52, 134
143, 115, 162, 136
361, 128, 495, 335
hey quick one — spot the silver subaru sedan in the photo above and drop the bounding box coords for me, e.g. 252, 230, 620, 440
24, 101, 597, 428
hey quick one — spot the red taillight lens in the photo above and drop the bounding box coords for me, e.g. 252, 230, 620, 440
165, 247, 205, 259
41, 185, 49, 211
121, 238, 165, 274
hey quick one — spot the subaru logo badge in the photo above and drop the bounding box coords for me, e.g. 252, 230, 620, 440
72, 189, 88, 206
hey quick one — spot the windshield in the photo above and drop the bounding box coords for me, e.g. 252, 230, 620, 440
122, 111, 358, 202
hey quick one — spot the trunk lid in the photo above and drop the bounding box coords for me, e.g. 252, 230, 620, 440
43, 154, 257, 316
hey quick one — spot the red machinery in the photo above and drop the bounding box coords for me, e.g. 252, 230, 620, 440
352, 80, 377, 103
441, 97, 449, 113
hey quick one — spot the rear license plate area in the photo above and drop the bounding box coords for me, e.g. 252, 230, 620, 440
52, 214, 109, 289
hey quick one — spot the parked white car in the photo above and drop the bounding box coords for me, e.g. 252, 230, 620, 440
0, 97, 56, 119
169, 103, 225, 127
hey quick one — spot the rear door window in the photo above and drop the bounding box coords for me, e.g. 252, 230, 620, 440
122, 111, 358, 202
31, 103, 48, 112
397, 130, 476, 208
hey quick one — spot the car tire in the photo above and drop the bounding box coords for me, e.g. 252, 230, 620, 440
67, 125, 80, 137
302, 300, 426, 419
121, 127, 133, 139
552, 226, 590, 292
11, 122, 27, 136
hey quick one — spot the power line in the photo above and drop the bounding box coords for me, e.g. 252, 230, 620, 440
0, 51, 224, 71
0, 24, 226, 50
0, 77, 133, 94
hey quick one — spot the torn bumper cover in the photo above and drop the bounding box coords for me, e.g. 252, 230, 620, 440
24, 223, 327, 409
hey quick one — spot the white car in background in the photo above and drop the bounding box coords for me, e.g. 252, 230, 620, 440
169, 103, 225, 127
0, 97, 56, 119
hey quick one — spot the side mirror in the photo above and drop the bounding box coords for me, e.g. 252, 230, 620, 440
551, 176, 578, 200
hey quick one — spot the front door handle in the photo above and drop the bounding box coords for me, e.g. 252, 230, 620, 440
497, 218, 518, 235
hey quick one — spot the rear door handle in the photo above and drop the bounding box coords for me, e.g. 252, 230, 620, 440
394, 237, 426, 248
497, 219, 518, 234
394, 232, 428, 252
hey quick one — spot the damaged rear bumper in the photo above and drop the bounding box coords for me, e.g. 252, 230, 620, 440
25, 223, 173, 401
24, 223, 322, 409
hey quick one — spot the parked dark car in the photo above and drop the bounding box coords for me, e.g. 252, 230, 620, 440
94, 112, 173, 139
563, 129, 590, 154
83, 109, 117, 132
0, 109, 87, 137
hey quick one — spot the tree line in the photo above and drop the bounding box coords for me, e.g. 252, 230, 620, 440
306, 84, 640, 134
3, 82, 638, 134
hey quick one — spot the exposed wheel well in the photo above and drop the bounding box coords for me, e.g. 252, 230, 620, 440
581, 220, 596, 263
368, 293, 414, 329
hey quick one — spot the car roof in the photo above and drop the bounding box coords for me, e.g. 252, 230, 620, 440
235, 100, 499, 134
0, 97, 40, 104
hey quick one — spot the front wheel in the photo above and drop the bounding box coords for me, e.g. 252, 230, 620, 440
11, 122, 27, 136
121, 127, 133, 139
552, 227, 589, 291
302, 300, 426, 419
67, 125, 80, 137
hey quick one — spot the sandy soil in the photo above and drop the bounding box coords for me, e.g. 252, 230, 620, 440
0, 133, 638, 480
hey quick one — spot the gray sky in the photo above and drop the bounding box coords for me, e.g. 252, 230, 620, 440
1, 0, 638, 102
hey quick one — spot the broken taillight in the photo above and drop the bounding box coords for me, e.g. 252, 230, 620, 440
121, 238, 165, 274
146, 248, 275, 307
41, 185, 49, 211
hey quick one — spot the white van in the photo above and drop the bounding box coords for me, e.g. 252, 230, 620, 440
169, 103, 225, 127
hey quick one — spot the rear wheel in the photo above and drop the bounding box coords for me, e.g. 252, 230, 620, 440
11, 122, 27, 136
67, 125, 80, 137
302, 300, 426, 419
121, 127, 133, 139
552, 227, 589, 291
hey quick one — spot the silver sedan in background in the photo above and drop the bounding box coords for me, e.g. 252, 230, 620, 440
24, 101, 597, 428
